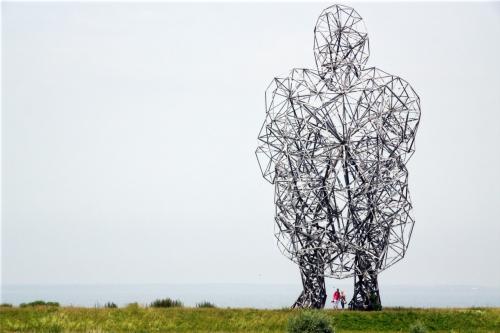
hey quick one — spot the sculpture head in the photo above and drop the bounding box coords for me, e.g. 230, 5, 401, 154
314, 5, 370, 79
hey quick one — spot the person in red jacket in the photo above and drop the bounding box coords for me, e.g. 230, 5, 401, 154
332, 288, 340, 309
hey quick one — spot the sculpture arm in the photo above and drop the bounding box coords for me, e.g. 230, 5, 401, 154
256, 77, 291, 184
380, 77, 421, 161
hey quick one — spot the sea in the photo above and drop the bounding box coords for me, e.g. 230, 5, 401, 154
2, 284, 499, 308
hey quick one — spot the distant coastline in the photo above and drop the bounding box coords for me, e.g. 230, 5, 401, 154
2, 283, 499, 308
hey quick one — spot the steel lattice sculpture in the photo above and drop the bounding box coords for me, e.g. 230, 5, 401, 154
256, 4, 421, 310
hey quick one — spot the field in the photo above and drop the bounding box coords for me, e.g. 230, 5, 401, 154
1, 306, 499, 333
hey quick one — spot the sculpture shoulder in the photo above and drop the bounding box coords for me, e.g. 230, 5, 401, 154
266, 68, 324, 96
360, 67, 420, 104
360, 67, 421, 157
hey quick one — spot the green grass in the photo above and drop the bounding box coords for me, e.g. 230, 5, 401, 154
0, 306, 498, 333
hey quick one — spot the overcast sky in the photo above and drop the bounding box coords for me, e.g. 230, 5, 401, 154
2, 2, 500, 288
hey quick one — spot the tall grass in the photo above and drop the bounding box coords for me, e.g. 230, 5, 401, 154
0, 307, 498, 333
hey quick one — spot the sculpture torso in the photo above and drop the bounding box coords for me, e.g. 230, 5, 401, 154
259, 67, 420, 278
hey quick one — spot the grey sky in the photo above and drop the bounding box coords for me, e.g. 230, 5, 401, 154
2, 2, 500, 288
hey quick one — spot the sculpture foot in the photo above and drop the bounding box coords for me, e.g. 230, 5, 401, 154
292, 289, 326, 309
349, 257, 382, 311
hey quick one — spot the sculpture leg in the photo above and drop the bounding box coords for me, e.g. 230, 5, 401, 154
292, 258, 326, 309
348, 255, 382, 310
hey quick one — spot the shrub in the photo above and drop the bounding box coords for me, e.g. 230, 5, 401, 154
45, 302, 59, 307
19, 300, 59, 308
196, 301, 216, 308
104, 302, 118, 308
0, 303, 13, 307
409, 320, 427, 333
150, 298, 183, 308
287, 310, 335, 333
125, 302, 140, 308
124, 302, 142, 314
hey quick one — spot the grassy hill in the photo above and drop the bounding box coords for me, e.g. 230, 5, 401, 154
1, 305, 499, 333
